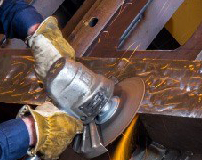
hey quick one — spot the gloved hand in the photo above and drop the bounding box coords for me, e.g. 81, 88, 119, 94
27, 16, 75, 80
27, 16, 115, 124
18, 102, 83, 159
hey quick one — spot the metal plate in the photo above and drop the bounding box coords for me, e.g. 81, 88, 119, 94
99, 77, 145, 146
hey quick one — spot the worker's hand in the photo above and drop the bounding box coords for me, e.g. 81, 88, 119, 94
18, 102, 83, 159
27, 16, 75, 80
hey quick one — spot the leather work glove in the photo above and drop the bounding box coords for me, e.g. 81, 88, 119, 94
27, 16, 75, 80
18, 102, 83, 159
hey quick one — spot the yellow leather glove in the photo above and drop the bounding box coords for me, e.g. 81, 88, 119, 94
27, 16, 75, 80
18, 102, 83, 159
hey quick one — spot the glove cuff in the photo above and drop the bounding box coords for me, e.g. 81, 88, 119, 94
18, 104, 83, 159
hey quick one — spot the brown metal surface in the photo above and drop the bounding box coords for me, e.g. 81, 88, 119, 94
1, 51, 202, 119
62, 0, 97, 38
79, 57, 202, 118
66, 0, 125, 57
85, 0, 149, 56
0, 49, 48, 105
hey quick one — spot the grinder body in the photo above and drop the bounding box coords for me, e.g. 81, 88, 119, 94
45, 57, 115, 124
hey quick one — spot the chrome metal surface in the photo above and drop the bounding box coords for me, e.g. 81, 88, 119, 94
45, 58, 115, 124
95, 96, 120, 124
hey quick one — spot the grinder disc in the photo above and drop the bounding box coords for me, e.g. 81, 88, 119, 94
99, 77, 145, 146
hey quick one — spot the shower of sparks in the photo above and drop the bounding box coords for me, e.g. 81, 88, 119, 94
112, 115, 139, 160
116, 44, 141, 79
105, 41, 141, 80
108, 4, 127, 27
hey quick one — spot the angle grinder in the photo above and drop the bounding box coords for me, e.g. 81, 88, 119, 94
44, 57, 145, 158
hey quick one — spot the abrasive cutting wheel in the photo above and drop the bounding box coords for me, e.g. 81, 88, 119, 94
98, 77, 145, 146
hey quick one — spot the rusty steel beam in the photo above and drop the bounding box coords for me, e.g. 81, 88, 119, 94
65, 0, 125, 57
61, 0, 202, 60
120, 0, 185, 50
2, 0, 202, 60
62, 0, 97, 38
83, 0, 202, 59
